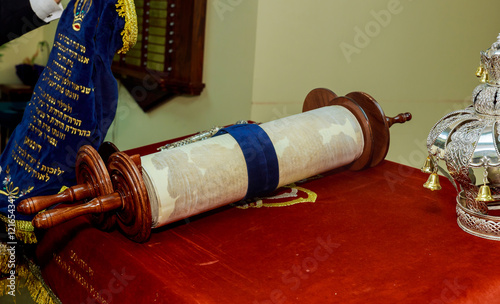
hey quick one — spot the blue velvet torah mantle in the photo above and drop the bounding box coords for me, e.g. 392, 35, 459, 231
0, 0, 137, 241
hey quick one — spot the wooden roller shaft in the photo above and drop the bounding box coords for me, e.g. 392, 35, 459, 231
17, 145, 141, 214
33, 193, 123, 229
20, 89, 411, 243
17, 145, 114, 214
18, 184, 96, 215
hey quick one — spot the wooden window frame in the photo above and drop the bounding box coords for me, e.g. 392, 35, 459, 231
112, 0, 207, 111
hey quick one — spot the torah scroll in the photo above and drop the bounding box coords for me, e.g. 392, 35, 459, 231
18, 89, 411, 242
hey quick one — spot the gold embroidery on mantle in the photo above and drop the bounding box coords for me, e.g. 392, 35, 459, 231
0, 164, 69, 244
0, 166, 34, 199
72, 0, 93, 32
235, 183, 318, 209
0, 165, 36, 243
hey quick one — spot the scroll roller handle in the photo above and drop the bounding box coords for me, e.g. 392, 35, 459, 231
16, 154, 142, 215
32, 192, 123, 229
386, 112, 412, 127
17, 184, 96, 215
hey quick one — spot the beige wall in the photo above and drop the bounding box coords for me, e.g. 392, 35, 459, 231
250, 0, 500, 167
0, 30, 47, 84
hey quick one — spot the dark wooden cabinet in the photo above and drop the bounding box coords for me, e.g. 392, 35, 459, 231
0, 84, 33, 102
112, 0, 207, 111
0, 84, 32, 152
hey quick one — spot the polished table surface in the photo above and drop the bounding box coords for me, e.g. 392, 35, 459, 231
35, 139, 500, 304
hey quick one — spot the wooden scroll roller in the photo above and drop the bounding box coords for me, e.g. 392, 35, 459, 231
16, 143, 125, 231
18, 88, 411, 243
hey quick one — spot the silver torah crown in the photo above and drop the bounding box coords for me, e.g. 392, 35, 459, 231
426, 33, 500, 240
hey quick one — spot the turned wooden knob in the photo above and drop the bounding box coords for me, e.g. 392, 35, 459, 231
386, 112, 412, 127
17, 184, 95, 215
33, 192, 123, 229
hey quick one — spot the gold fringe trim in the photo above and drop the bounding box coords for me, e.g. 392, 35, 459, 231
0, 258, 61, 303
116, 0, 138, 54
0, 243, 8, 274
0, 214, 37, 244
0, 186, 69, 245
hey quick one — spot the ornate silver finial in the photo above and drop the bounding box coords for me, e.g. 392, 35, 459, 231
473, 34, 500, 115
478, 33, 500, 85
